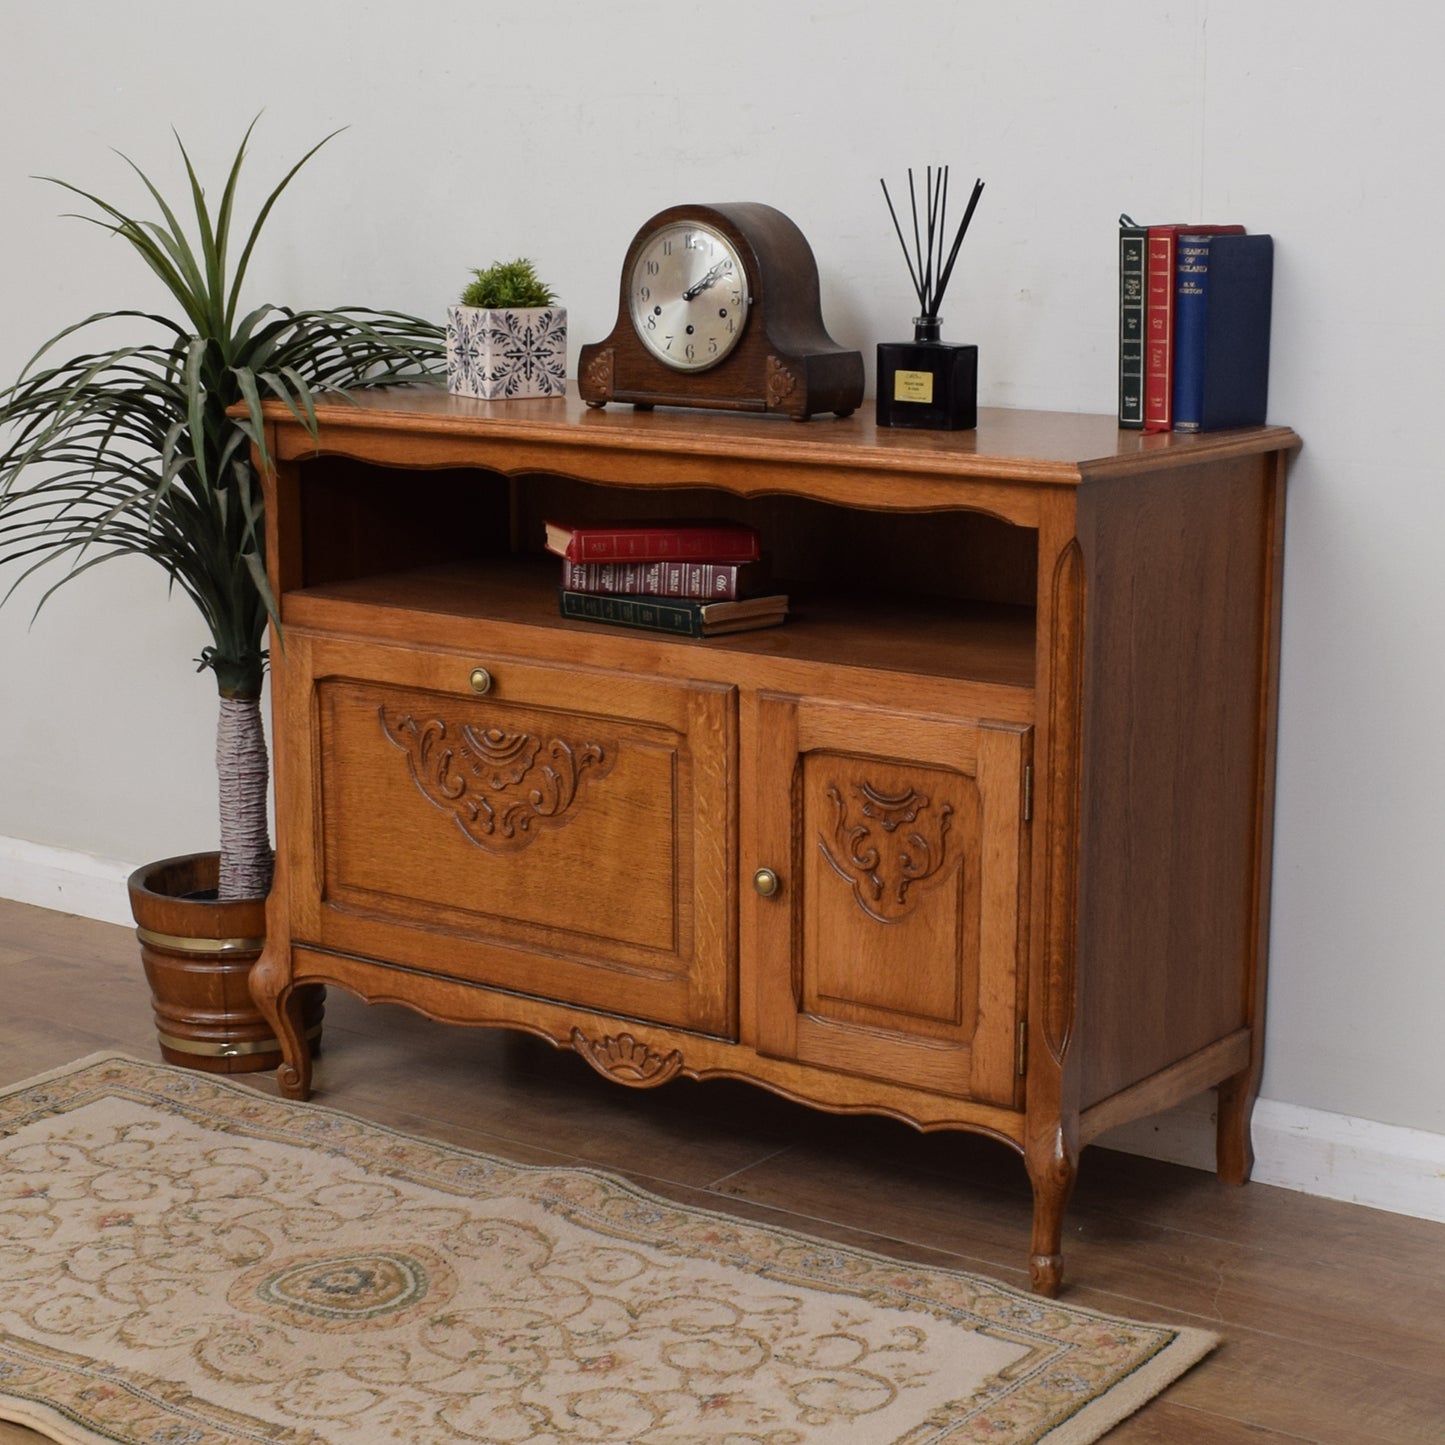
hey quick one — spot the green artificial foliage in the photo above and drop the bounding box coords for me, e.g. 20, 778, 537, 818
0, 120, 445, 897
460, 257, 558, 309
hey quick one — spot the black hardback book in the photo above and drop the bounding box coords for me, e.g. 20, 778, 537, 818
558, 588, 788, 638
1117, 217, 1149, 427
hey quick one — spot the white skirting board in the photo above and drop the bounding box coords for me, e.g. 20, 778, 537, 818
1094, 1093, 1445, 1224
0, 835, 137, 928
3, 832, 1443, 1225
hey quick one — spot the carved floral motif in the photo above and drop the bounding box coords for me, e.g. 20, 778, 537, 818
582, 347, 615, 397
571, 1028, 685, 1089
820, 779, 957, 922
765, 355, 799, 408
381, 709, 613, 853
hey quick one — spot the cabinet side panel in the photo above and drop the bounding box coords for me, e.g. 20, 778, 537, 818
1075, 455, 1277, 1106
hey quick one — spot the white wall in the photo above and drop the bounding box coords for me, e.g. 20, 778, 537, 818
3, 2, 1443, 1151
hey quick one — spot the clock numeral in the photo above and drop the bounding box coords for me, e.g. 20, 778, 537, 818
645, 259, 660, 276
637, 285, 651, 303
684, 342, 696, 361
707, 338, 719, 355
663, 336, 674, 351
661, 240, 673, 256
643, 314, 657, 331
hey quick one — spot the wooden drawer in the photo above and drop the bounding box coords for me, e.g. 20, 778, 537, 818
279, 632, 737, 1036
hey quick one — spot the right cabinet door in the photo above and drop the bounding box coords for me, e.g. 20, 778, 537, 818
753, 694, 1031, 1106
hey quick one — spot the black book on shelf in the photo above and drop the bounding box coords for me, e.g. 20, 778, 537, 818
559, 589, 788, 639
1118, 215, 1149, 428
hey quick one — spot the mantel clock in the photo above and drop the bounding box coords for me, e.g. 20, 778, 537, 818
578, 202, 863, 421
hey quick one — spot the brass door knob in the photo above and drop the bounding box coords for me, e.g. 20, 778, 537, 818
753, 867, 780, 898
468, 666, 493, 695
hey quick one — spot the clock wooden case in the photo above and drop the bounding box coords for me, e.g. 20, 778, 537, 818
578, 202, 864, 420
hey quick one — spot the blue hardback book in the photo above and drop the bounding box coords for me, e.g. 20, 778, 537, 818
1171, 233, 1273, 432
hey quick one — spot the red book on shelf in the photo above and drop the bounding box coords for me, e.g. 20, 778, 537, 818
1142, 223, 1245, 432
544, 519, 762, 564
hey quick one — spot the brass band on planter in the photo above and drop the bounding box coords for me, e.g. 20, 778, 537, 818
136, 926, 266, 954
155, 1023, 323, 1058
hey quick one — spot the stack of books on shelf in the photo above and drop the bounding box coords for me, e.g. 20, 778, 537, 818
1118, 215, 1274, 433
546, 519, 788, 638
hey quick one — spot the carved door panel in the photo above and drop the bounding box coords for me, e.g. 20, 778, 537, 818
753, 694, 1030, 1104
283, 633, 735, 1036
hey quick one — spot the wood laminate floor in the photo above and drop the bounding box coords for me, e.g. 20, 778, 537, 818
1, 898, 1441, 1443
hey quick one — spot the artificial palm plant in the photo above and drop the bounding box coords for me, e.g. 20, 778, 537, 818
0, 122, 444, 900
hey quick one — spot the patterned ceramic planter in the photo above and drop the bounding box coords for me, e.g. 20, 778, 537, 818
446, 304, 567, 400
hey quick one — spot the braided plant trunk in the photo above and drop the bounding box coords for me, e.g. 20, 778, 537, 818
216, 693, 273, 900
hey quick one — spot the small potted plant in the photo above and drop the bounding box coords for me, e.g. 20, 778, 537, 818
447, 258, 566, 400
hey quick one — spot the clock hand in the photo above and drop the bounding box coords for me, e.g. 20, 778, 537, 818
682, 263, 726, 301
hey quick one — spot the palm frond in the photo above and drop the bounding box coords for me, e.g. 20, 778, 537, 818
1, 123, 444, 703
225, 127, 346, 330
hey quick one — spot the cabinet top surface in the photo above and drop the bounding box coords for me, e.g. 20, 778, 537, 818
265, 387, 1299, 486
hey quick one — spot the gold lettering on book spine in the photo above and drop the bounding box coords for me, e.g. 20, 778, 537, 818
819, 779, 956, 923
381, 710, 614, 853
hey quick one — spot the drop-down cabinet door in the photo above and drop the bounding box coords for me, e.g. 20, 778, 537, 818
752, 693, 1031, 1106
281, 632, 737, 1037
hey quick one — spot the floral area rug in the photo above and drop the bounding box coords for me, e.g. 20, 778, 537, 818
0, 1054, 1214, 1444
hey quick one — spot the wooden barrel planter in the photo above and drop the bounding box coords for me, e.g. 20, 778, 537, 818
128, 852, 322, 1074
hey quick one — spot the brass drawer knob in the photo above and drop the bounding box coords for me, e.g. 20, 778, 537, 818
753, 867, 780, 898
468, 666, 493, 695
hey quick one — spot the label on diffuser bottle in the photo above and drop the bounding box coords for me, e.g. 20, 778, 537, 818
893, 369, 935, 404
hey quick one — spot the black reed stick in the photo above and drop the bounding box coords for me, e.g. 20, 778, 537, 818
880, 167, 985, 322
933, 176, 985, 314
879, 178, 925, 312
908, 168, 926, 311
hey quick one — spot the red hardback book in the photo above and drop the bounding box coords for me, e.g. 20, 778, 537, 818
544, 519, 762, 564
1142, 223, 1245, 432
561, 557, 766, 600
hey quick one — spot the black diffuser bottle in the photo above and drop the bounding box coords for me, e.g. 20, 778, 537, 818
875, 168, 983, 431
876, 316, 978, 430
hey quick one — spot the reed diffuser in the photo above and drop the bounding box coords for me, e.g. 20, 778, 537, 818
875, 167, 984, 430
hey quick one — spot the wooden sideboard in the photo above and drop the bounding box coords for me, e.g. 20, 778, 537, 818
250, 388, 1298, 1294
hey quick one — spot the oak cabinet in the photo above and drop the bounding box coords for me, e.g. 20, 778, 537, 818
250, 389, 1298, 1294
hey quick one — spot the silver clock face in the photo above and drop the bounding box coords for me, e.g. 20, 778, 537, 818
627, 221, 751, 372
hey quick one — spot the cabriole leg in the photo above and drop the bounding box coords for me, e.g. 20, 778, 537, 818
250, 943, 314, 1100
1216, 1066, 1260, 1185
1025, 1123, 1079, 1297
